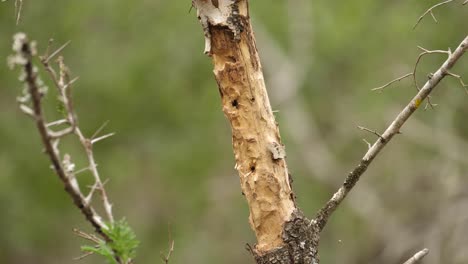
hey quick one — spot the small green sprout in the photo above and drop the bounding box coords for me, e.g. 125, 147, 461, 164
81, 219, 139, 264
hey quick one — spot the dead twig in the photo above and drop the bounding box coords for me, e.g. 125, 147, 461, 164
446, 71, 468, 94
314, 35, 468, 231
160, 225, 175, 264
372, 73, 413, 91
413, 0, 455, 29
372, 45, 455, 109
357, 126, 385, 141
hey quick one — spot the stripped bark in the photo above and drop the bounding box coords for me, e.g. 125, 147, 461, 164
193, 0, 320, 262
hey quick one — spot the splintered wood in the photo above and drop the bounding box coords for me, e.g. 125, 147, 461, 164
193, 0, 296, 252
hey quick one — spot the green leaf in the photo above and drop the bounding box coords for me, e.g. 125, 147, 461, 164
80, 219, 139, 263
103, 219, 140, 262
81, 241, 118, 264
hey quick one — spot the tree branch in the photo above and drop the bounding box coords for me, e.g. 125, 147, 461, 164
413, 0, 457, 29
9, 33, 128, 264
314, 35, 468, 231
402, 248, 429, 264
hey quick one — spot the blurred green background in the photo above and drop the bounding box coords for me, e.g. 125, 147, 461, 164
1, 1, 467, 263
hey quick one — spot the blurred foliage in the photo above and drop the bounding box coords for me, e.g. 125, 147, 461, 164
0, 1, 467, 264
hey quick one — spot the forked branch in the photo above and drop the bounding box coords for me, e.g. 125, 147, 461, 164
8, 33, 137, 264
314, 35, 468, 231
413, 0, 466, 29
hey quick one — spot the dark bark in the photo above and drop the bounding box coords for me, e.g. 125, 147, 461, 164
253, 211, 320, 264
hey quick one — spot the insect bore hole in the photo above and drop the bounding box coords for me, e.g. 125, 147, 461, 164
231, 99, 239, 108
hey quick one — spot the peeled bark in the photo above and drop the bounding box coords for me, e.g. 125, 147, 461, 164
193, 0, 320, 262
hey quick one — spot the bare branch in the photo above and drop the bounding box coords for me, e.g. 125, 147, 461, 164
374, 45, 452, 109
402, 248, 429, 264
413, 0, 455, 29
446, 71, 468, 93
42, 40, 71, 64
75, 128, 115, 223
314, 36, 468, 231
357, 126, 385, 140
372, 73, 413, 91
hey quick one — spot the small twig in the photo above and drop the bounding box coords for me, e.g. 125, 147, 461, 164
413, 0, 455, 29
14, 0, 23, 25
357, 126, 385, 141
75, 128, 115, 223
413, 46, 450, 90
411, 46, 452, 109
372, 73, 413, 91
74, 250, 95, 261
160, 225, 175, 264
42, 40, 71, 64
73, 228, 102, 244
314, 36, 468, 231
446, 71, 468, 94
402, 248, 429, 264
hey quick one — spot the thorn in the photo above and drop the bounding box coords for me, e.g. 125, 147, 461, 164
43, 40, 71, 64
91, 120, 110, 140
91, 132, 115, 144
362, 139, 372, 150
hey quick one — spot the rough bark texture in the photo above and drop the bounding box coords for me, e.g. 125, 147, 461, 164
254, 211, 320, 264
193, 0, 320, 262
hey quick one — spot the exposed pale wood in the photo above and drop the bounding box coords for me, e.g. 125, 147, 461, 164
193, 0, 296, 253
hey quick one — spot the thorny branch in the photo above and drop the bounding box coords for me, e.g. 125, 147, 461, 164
314, 35, 468, 231
8, 33, 127, 264
402, 248, 429, 264
372, 44, 467, 108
